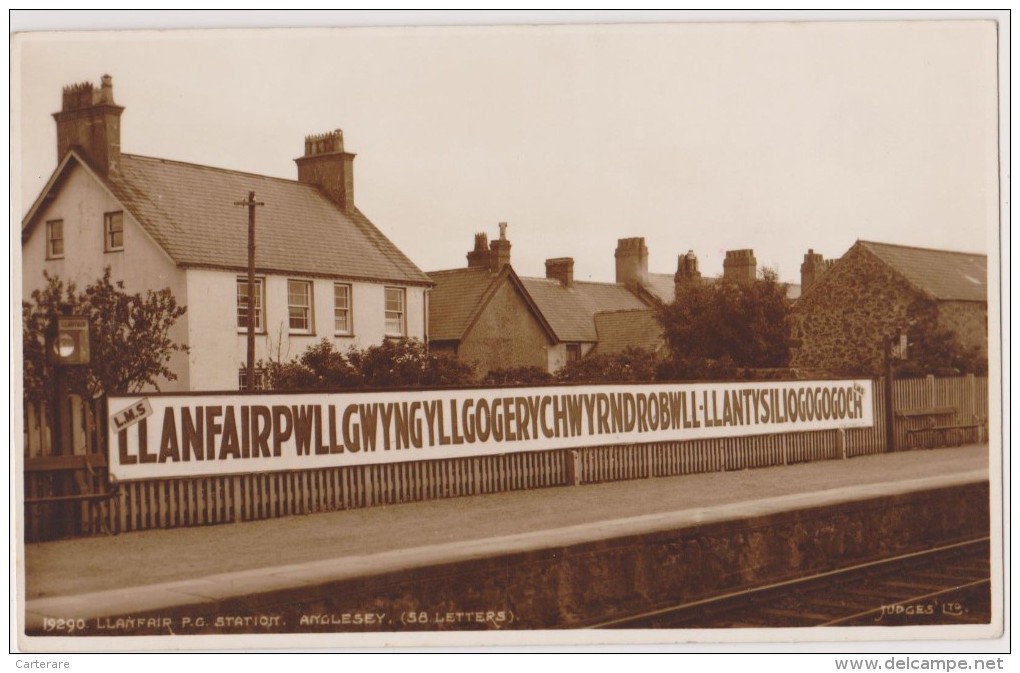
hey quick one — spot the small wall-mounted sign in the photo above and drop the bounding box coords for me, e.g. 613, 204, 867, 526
49, 315, 90, 365
112, 398, 153, 432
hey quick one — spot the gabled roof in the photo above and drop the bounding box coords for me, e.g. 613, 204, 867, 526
427, 266, 650, 344
859, 241, 986, 302
23, 152, 431, 286
592, 309, 663, 355
427, 267, 505, 342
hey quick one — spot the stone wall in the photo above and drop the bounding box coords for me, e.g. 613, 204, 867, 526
791, 243, 921, 375
457, 280, 552, 376
41, 481, 987, 634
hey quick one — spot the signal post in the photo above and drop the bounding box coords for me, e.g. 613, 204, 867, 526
45, 307, 90, 536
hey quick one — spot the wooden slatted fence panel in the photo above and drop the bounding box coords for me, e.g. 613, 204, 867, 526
25, 376, 991, 539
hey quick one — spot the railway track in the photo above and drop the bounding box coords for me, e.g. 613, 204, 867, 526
594, 538, 991, 629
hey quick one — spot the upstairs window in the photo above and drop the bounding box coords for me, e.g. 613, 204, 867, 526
385, 287, 406, 337
288, 279, 313, 334
334, 283, 353, 335
236, 277, 265, 333
46, 220, 64, 259
104, 211, 124, 252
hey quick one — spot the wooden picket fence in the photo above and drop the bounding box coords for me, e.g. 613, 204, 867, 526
22, 375, 988, 540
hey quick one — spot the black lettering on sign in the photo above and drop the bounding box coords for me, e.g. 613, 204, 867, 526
159, 409, 180, 463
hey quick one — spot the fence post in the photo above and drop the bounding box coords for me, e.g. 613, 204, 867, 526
564, 450, 582, 486
836, 428, 847, 460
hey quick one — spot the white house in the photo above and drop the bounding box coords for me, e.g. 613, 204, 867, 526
21, 76, 432, 392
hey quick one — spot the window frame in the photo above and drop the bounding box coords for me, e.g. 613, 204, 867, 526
287, 279, 314, 335
384, 286, 407, 338
236, 276, 266, 334
238, 367, 267, 391
46, 219, 64, 259
333, 282, 353, 336
104, 211, 124, 252
566, 343, 582, 364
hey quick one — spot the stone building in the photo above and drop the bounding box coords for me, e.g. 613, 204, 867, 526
790, 240, 987, 375
428, 228, 809, 376
21, 76, 431, 391
428, 226, 661, 376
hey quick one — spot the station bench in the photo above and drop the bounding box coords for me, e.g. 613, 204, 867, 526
895, 407, 983, 449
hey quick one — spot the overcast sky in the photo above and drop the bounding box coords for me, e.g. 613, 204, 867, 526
13, 15, 1000, 285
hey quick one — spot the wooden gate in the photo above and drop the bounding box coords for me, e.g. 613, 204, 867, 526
23, 397, 117, 541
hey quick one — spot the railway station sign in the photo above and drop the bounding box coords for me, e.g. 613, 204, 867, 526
108, 379, 875, 481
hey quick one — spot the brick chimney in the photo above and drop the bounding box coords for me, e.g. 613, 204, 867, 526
467, 232, 490, 269
53, 74, 124, 176
800, 249, 832, 292
488, 222, 511, 273
295, 129, 356, 214
615, 237, 648, 289
723, 249, 757, 284
674, 249, 702, 297
545, 257, 574, 287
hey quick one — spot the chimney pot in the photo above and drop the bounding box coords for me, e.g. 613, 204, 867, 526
296, 128, 355, 213
467, 232, 490, 269
723, 248, 757, 284
800, 248, 831, 292
53, 75, 123, 175
545, 257, 574, 287
489, 222, 511, 272
615, 237, 649, 289
674, 249, 702, 298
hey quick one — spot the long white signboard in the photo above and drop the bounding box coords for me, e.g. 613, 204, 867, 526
107, 380, 874, 481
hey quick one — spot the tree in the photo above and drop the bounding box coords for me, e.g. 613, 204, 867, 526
656, 268, 792, 379
349, 338, 477, 388
263, 338, 361, 390
22, 268, 189, 402
556, 347, 663, 383
893, 299, 988, 378
265, 337, 477, 391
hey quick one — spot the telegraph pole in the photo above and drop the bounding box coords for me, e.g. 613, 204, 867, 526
234, 191, 265, 391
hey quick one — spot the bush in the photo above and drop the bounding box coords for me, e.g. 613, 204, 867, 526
482, 366, 554, 386
265, 338, 477, 391
556, 347, 662, 383
656, 268, 792, 379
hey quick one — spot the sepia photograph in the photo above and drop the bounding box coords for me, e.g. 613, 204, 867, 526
10, 10, 1007, 657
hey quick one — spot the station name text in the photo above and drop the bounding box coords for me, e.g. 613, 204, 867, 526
112, 382, 870, 478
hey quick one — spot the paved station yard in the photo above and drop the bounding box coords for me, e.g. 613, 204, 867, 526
23, 444, 990, 601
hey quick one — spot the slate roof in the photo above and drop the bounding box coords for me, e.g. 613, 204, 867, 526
427, 266, 650, 344
641, 273, 676, 304
592, 309, 664, 355
520, 278, 649, 342
28, 152, 431, 285
859, 241, 986, 302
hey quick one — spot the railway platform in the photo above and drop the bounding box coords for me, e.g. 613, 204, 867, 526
21, 443, 992, 635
